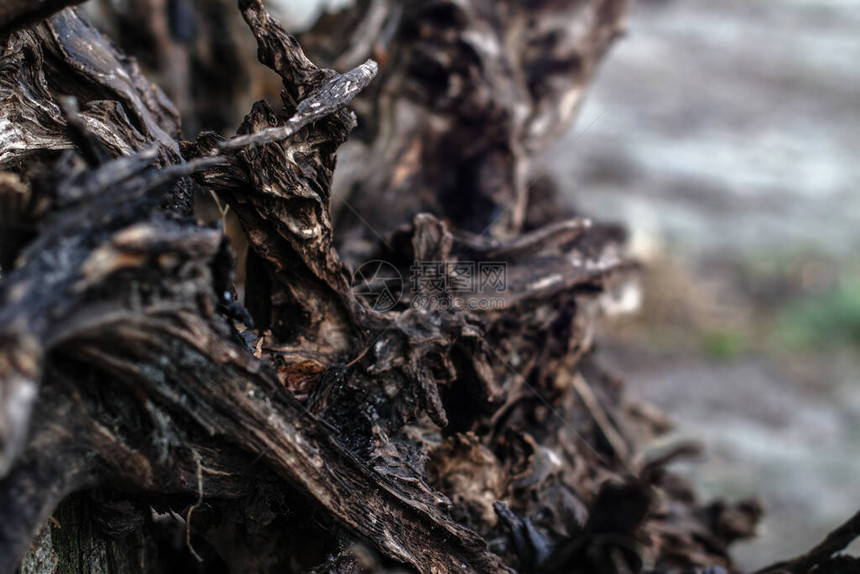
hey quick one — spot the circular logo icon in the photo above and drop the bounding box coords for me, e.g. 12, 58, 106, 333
351, 260, 403, 312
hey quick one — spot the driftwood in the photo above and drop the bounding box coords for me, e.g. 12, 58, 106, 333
0, 1, 857, 573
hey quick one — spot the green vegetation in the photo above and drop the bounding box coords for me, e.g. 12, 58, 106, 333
702, 330, 748, 360
774, 277, 860, 349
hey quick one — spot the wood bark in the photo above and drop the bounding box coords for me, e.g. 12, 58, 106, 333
0, 1, 856, 574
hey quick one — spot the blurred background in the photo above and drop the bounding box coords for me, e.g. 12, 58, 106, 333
541, 0, 860, 567
276, 0, 860, 568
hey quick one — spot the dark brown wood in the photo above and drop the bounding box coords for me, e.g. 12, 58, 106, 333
0, 0, 84, 36
299, 0, 627, 247
3, 1, 855, 574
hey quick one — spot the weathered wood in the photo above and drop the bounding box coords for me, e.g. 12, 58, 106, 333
300, 0, 628, 248
0, 0, 84, 36
5, 1, 852, 574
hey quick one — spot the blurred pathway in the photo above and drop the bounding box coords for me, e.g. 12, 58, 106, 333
549, 0, 860, 257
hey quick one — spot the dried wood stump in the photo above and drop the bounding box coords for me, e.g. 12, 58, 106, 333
1, 2, 857, 574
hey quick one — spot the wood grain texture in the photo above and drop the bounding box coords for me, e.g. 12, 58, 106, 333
4, 2, 840, 574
